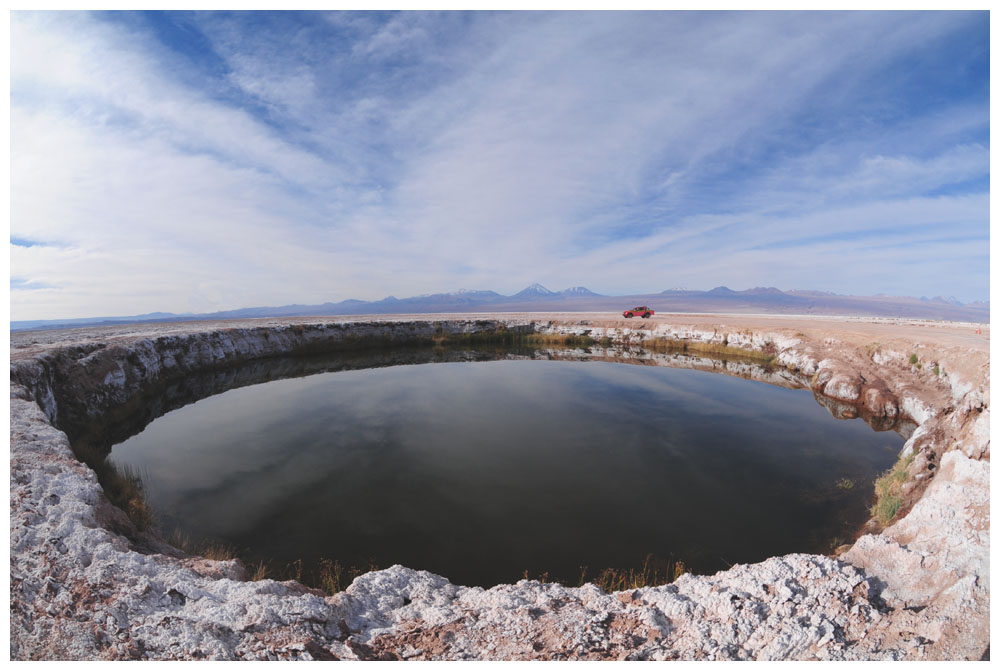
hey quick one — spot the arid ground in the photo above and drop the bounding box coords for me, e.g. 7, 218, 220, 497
10, 313, 990, 660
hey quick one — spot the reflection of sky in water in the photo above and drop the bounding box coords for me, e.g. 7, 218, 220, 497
111, 359, 902, 587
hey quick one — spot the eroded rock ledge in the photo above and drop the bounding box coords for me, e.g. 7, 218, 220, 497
10, 316, 990, 660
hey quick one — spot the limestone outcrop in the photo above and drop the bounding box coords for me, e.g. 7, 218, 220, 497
10, 316, 989, 659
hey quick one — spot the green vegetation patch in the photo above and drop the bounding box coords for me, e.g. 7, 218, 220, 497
870, 450, 917, 526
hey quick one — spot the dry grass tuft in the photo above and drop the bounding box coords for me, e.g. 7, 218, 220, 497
589, 554, 688, 592
246, 557, 379, 594
250, 560, 270, 581
522, 554, 688, 592
202, 542, 237, 561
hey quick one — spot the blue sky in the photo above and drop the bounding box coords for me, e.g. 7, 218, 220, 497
10, 10, 990, 320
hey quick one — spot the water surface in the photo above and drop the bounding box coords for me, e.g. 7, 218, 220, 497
111, 356, 903, 587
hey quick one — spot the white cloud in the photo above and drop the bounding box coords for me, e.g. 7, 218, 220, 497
10, 11, 990, 320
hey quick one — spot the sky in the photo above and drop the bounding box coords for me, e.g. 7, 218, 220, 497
10, 10, 990, 320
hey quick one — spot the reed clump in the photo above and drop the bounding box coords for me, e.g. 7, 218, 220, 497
643, 337, 779, 364
432, 331, 597, 348
870, 450, 917, 525
72, 443, 155, 532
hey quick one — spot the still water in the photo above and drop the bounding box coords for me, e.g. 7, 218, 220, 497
110, 356, 903, 587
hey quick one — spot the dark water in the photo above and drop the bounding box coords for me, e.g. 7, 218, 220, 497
110, 355, 903, 587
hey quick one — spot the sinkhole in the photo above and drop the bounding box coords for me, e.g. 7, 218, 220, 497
88, 346, 907, 589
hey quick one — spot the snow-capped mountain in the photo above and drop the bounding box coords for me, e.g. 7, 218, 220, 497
559, 286, 602, 297
511, 283, 558, 300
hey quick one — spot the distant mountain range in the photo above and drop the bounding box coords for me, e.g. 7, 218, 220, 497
10, 284, 989, 331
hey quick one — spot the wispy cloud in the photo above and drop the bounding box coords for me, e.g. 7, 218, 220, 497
10, 237, 61, 248
11, 277, 56, 290
10, 10, 989, 320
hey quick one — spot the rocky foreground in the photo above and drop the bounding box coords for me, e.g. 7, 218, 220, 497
9, 314, 990, 660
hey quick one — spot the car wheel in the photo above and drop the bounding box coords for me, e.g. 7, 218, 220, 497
624, 314, 632, 318
642, 313, 650, 318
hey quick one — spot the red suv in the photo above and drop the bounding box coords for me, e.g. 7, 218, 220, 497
623, 306, 654, 319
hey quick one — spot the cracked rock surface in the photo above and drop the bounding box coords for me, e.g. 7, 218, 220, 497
10, 314, 989, 659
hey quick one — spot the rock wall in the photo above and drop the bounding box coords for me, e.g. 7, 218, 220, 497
10, 318, 989, 659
